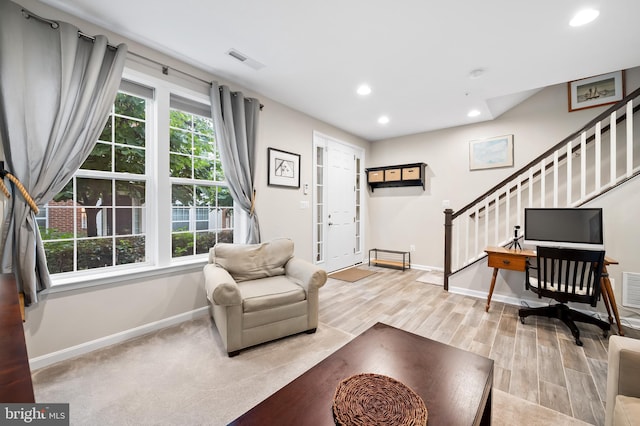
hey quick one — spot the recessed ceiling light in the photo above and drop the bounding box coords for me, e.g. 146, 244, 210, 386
378, 115, 390, 124
570, 9, 600, 27
357, 84, 372, 96
467, 109, 481, 117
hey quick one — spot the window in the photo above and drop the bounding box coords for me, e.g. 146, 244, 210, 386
169, 98, 233, 258
39, 76, 236, 281
42, 92, 148, 273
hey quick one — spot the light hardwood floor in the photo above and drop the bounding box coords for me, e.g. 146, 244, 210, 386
319, 266, 640, 426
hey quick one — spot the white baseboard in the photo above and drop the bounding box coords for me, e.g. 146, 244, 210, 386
30, 307, 209, 370
409, 263, 444, 273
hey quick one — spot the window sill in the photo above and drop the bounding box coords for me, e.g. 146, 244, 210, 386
44, 258, 208, 296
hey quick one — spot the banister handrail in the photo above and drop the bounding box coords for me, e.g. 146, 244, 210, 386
452, 86, 640, 220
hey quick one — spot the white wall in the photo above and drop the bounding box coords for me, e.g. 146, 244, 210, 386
255, 100, 368, 260
16, 0, 368, 361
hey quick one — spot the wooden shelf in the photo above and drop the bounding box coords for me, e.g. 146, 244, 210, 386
368, 249, 410, 271
366, 163, 426, 192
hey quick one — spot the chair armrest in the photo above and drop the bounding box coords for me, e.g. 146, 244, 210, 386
203, 264, 242, 306
285, 257, 327, 292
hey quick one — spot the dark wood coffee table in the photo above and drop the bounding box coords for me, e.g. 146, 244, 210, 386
230, 322, 494, 425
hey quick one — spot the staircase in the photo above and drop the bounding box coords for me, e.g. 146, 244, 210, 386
443, 86, 640, 289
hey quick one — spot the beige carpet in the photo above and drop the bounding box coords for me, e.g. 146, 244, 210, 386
32, 317, 592, 425
328, 267, 377, 282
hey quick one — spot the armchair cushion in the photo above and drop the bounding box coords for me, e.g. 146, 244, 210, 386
614, 395, 640, 426
210, 238, 294, 282
240, 276, 306, 312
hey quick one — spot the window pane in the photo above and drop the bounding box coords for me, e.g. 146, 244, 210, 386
172, 184, 194, 206
171, 183, 233, 258
99, 118, 113, 142
218, 187, 233, 207
193, 133, 214, 157
115, 145, 146, 174
172, 232, 194, 257
115, 92, 145, 119
82, 142, 112, 171
170, 128, 191, 154
170, 153, 192, 178
115, 181, 146, 205
41, 205, 75, 240
169, 109, 192, 130
193, 116, 213, 136
193, 157, 215, 180
195, 231, 216, 254
169, 108, 220, 183
116, 236, 145, 265
43, 240, 74, 274
78, 238, 113, 270
115, 116, 145, 147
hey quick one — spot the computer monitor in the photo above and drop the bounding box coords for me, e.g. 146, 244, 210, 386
523, 208, 604, 250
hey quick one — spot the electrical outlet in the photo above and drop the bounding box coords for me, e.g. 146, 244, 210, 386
410, 244, 416, 252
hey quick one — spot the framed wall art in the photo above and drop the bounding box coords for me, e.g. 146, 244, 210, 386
268, 147, 300, 188
568, 70, 625, 112
469, 134, 514, 171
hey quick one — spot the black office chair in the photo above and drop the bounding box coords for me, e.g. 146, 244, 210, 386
518, 246, 610, 346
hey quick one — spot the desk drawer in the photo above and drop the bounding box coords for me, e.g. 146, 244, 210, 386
488, 253, 526, 271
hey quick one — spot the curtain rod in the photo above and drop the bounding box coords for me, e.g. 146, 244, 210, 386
21, 8, 264, 110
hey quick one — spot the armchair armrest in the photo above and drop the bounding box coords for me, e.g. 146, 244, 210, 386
285, 257, 327, 292
605, 335, 640, 426
203, 264, 242, 306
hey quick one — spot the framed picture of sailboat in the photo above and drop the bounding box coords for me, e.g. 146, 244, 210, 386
568, 70, 625, 112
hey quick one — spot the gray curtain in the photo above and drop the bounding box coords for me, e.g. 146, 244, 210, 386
210, 83, 261, 244
0, 1, 128, 304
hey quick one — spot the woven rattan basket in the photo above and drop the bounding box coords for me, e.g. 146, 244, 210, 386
332, 373, 427, 425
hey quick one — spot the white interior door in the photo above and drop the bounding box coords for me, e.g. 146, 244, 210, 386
326, 142, 357, 272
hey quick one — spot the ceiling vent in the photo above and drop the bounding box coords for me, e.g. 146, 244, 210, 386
226, 49, 265, 71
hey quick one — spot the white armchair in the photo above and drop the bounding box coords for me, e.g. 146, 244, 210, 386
606, 335, 640, 426
203, 238, 327, 356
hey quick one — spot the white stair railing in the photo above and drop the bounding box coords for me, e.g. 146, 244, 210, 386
444, 90, 640, 289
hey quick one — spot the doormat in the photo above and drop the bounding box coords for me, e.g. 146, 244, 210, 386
328, 267, 377, 283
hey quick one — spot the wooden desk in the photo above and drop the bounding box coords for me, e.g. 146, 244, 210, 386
484, 246, 624, 336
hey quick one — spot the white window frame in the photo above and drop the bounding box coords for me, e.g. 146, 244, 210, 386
48, 67, 240, 289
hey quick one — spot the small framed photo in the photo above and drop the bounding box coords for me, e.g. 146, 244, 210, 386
268, 147, 300, 188
469, 134, 514, 171
568, 70, 625, 112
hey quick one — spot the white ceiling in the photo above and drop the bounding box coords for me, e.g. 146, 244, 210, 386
39, 0, 640, 141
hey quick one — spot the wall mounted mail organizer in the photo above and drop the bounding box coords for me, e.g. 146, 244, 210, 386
365, 163, 426, 192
